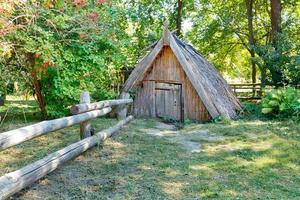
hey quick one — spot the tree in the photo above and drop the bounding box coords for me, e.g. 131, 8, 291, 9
176, 0, 183, 36
0, 0, 131, 118
268, 0, 284, 87
271, 0, 282, 44
246, 0, 256, 84
187, 0, 299, 86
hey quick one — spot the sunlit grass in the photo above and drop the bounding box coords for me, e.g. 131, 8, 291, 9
0, 99, 300, 199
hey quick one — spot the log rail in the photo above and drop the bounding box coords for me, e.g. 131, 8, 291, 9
0, 92, 133, 200
0, 108, 112, 151
230, 83, 262, 100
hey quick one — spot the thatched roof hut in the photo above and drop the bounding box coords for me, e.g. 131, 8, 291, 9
122, 23, 241, 121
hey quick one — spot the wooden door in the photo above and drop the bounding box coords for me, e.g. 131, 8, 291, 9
155, 82, 182, 121
133, 81, 155, 117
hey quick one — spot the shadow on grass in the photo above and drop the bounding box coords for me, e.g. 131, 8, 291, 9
2, 118, 300, 199
0, 99, 41, 126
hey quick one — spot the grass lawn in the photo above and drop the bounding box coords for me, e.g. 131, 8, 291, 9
0, 98, 300, 199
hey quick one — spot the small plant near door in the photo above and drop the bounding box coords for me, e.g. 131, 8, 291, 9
160, 115, 184, 129
183, 118, 195, 125
212, 115, 232, 125
0, 90, 5, 106
0, 96, 4, 106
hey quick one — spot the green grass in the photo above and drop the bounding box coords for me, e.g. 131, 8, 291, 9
0, 98, 300, 199
0, 95, 41, 124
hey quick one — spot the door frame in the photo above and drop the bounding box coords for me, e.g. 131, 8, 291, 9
154, 81, 184, 122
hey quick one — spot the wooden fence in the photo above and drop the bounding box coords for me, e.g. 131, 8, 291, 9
0, 92, 133, 199
230, 83, 263, 100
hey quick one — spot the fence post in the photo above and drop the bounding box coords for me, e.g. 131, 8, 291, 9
117, 92, 130, 120
80, 91, 91, 139
233, 85, 236, 95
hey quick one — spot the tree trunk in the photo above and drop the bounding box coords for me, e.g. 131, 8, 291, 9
246, 0, 256, 85
271, 0, 281, 44
176, 0, 183, 36
260, 66, 267, 87
29, 54, 48, 119
270, 0, 284, 87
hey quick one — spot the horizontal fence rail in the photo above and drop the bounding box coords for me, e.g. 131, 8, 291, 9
71, 99, 133, 115
230, 83, 262, 100
0, 107, 112, 151
0, 91, 133, 199
0, 116, 134, 200
230, 83, 261, 86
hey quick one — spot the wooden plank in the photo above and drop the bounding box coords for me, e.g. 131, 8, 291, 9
232, 87, 261, 90
133, 81, 155, 118
150, 80, 182, 84
0, 116, 134, 200
155, 83, 182, 120
173, 87, 181, 120
155, 89, 165, 118
229, 83, 263, 99
144, 47, 182, 82
122, 39, 164, 91
169, 35, 219, 118
163, 21, 171, 45
238, 97, 261, 100
0, 107, 112, 151
155, 82, 181, 90
70, 99, 133, 115
229, 83, 261, 86
80, 92, 91, 139
145, 81, 156, 117
142, 47, 210, 121
117, 92, 130, 120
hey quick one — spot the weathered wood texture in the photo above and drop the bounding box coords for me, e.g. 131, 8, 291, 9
163, 20, 170, 45
230, 83, 262, 99
170, 35, 241, 118
122, 29, 241, 120
133, 81, 156, 117
155, 82, 182, 120
0, 116, 134, 200
117, 92, 130, 120
71, 99, 133, 115
135, 47, 210, 121
0, 107, 112, 151
122, 39, 164, 92
80, 92, 91, 139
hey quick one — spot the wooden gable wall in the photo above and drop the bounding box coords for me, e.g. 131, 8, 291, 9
133, 46, 211, 121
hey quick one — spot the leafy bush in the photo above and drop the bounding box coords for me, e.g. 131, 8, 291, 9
239, 103, 264, 120
0, 1, 130, 118
261, 87, 300, 119
212, 115, 232, 124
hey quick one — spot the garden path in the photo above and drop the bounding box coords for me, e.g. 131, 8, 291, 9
139, 121, 225, 153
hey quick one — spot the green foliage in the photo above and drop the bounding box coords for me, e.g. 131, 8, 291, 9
262, 87, 300, 119
187, 0, 300, 84
3, 113, 300, 199
160, 115, 183, 129
0, 0, 131, 118
239, 102, 264, 120
212, 115, 232, 125
255, 32, 300, 86
1, 0, 299, 118
183, 118, 194, 125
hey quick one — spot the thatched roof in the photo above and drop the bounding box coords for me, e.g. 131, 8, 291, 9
122, 25, 241, 119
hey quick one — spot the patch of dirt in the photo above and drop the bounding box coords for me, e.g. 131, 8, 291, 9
185, 130, 225, 143
154, 122, 176, 130
177, 140, 202, 153
142, 121, 224, 153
